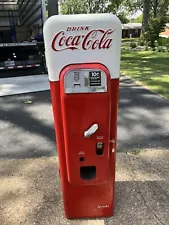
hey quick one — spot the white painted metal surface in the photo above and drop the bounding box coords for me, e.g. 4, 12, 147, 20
44, 14, 122, 81
0, 74, 49, 97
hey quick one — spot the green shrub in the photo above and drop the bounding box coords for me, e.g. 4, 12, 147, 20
158, 37, 169, 46
154, 40, 158, 47
157, 46, 162, 52
139, 40, 145, 46
130, 42, 137, 48
162, 46, 167, 52
148, 47, 153, 51
142, 16, 167, 47
145, 46, 149, 51
157, 46, 167, 52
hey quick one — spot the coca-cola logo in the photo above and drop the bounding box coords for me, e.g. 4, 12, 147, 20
51, 25, 114, 51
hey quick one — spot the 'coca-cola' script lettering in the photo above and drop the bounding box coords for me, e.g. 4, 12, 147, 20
51, 29, 114, 51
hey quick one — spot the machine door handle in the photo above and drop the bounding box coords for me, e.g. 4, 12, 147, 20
84, 124, 98, 138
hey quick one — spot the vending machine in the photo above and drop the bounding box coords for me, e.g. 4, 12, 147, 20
44, 13, 122, 218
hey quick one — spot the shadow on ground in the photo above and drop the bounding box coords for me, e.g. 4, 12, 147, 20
0, 91, 56, 159
117, 76, 169, 151
0, 76, 169, 159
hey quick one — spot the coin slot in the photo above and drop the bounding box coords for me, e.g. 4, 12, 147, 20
96, 142, 104, 156
80, 157, 84, 162
85, 77, 88, 86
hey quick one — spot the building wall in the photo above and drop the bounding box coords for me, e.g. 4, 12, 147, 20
122, 29, 141, 38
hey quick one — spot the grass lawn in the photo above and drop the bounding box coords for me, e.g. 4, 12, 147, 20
120, 41, 169, 99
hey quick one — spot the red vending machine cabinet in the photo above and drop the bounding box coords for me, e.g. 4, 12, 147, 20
44, 14, 121, 219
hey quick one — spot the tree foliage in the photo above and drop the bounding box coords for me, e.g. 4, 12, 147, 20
135, 14, 143, 23
151, 0, 169, 17
142, 0, 169, 47
144, 16, 167, 47
59, 0, 169, 41
59, 0, 131, 23
59, 0, 108, 15
105, 0, 129, 23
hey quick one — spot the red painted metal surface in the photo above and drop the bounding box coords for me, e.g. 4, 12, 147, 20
50, 63, 119, 219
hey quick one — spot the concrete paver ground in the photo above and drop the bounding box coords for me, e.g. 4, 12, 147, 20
0, 75, 49, 97
0, 150, 169, 225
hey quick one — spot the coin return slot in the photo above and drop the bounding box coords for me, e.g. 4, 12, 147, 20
96, 149, 103, 155
80, 166, 96, 180
74, 84, 80, 87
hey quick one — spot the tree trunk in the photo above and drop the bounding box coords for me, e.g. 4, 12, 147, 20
142, 0, 151, 33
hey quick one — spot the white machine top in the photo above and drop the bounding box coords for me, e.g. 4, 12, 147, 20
43, 14, 122, 81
